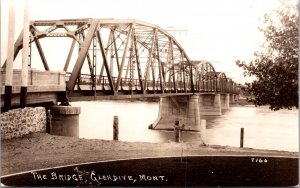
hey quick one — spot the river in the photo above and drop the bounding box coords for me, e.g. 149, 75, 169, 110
71, 101, 298, 152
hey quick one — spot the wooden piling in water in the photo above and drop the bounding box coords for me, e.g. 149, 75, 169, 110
240, 128, 244, 148
113, 116, 119, 140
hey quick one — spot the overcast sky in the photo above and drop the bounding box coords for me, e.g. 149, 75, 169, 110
1, 0, 284, 83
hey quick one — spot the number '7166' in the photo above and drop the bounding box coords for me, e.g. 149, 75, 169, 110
251, 158, 268, 163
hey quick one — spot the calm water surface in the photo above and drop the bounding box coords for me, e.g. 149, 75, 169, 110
72, 101, 298, 152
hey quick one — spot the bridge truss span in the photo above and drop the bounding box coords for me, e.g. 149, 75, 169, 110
3, 18, 240, 101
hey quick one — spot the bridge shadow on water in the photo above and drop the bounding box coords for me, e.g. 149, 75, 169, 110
1, 156, 298, 186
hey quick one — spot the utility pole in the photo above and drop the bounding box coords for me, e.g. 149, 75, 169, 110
4, 0, 16, 111
21, 0, 30, 107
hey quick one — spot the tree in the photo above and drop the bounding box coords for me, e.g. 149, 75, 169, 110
236, 0, 298, 111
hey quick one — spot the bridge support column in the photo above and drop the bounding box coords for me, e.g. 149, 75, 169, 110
151, 95, 200, 131
230, 94, 235, 104
49, 105, 81, 137
199, 94, 221, 116
234, 94, 239, 101
188, 95, 201, 130
221, 94, 230, 110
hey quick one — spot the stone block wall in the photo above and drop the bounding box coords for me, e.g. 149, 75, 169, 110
0, 107, 46, 140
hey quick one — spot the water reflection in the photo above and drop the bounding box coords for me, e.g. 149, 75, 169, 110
72, 101, 298, 152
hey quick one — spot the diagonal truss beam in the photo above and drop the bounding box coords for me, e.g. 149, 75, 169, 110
31, 30, 50, 70
64, 38, 76, 71
115, 24, 133, 92
97, 31, 115, 93
133, 34, 144, 91
143, 29, 155, 92
2, 30, 24, 68
66, 20, 98, 94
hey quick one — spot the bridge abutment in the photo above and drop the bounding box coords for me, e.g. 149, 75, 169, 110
49, 106, 81, 137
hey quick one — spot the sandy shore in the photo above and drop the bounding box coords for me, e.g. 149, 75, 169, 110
1, 132, 298, 176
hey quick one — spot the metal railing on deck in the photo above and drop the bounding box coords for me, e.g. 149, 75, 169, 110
65, 73, 240, 94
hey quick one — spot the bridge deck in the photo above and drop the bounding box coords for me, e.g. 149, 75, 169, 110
0, 69, 66, 107
1, 68, 239, 107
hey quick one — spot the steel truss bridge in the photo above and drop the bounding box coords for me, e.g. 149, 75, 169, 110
3, 18, 240, 102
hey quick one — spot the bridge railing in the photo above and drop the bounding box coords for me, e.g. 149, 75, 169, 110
65, 73, 240, 94
1, 68, 66, 86
1, 68, 66, 94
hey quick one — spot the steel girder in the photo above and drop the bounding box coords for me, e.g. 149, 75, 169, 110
2, 18, 240, 99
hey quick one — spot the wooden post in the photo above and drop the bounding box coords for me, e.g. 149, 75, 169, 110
113, 116, 119, 140
240, 128, 244, 148
20, 0, 30, 108
174, 120, 181, 143
46, 109, 52, 134
4, 0, 16, 111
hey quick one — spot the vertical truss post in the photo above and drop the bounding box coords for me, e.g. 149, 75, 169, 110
143, 29, 155, 93
180, 52, 186, 93
92, 35, 97, 93
183, 65, 187, 93
129, 41, 134, 92
124, 49, 131, 85
155, 32, 164, 94
110, 34, 114, 76
80, 32, 96, 87
112, 29, 120, 71
195, 67, 199, 92
190, 63, 195, 93
166, 41, 172, 92
98, 30, 112, 85
133, 33, 144, 91
115, 24, 133, 93
161, 65, 166, 92
127, 32, 136, 91
97, 30, 115, 94
169, 39, 177, 93
77, 34, 82, 91
151, 29, 158, 93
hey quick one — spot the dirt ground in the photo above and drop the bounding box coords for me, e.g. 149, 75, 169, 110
1, 132, 298, 176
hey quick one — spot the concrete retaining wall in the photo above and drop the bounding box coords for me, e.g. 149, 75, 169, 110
0, 107, 46, 140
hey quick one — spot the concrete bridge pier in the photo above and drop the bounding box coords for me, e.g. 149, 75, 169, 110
234, 94, 239, 101
199, 94, 222, 116
187, 95, 201, 130
49, 105, 81, 137
221, 94, 230, 110
151, 95, 200, 131
230, 94, 235, 104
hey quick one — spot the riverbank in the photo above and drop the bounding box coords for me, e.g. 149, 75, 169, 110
1, 132, 298, 176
